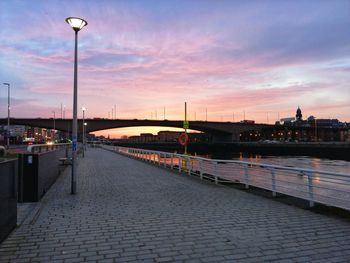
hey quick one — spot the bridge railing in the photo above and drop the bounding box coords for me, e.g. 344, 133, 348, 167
27, 143, 71, 154
110, 146, 350, 211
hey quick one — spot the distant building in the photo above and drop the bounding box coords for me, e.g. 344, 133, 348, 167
296, 106, 302, 121
139, 133, 156, 143
240, 120, 255, 124
280, 117, 295, 126
158, 131, 182, 142
314, 119, 342, 128
126, 130, 210, 143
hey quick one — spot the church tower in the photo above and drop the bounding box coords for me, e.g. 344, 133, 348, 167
296, 106, 302, 121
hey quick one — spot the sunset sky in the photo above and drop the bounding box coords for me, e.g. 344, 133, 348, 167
1, 0, 349, 138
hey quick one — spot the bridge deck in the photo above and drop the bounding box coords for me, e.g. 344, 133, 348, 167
1, 147, 350, 262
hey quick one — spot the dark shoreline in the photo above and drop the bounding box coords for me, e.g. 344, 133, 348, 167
113, 142, 350, 161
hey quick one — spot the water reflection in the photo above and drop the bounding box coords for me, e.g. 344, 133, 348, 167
193, 151, 350, 174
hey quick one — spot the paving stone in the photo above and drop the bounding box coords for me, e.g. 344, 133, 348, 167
1, 147, 350, 263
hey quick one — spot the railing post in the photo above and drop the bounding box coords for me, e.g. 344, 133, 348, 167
188, 157, 191, 176
271, 168, 276, 197
244, 164, 249, 189
214, 161, 218, 184
153, 152, 156, 164
307, 172, 314, 207
158, 153, 161, 166
164, 154, 167, 168
199, 160, 203, 179
178, 157, 182, 173
171, 154, 174, 170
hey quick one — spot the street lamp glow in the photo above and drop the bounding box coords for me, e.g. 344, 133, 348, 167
66, 16, 87, 195
66, 17, 88, 32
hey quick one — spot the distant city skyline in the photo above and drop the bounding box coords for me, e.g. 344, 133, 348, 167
1, 0, 349, 138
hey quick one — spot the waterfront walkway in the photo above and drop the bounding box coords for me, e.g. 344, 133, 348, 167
1, 148, 350, 263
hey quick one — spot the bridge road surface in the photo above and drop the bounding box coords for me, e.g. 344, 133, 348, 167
1, 148, 350, 263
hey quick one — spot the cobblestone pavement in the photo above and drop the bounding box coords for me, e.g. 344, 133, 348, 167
1, 147, 350, 263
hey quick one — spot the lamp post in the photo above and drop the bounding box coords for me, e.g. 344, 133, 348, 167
82, 107, 86, 157
52, 111, 56, 142
3, 83, 10, 148
66, 17, 88, 195
114, 104, 116, 119
84, 122, 87, 150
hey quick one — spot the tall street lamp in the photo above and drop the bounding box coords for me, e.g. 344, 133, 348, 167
82, 107, 86, 158
84, 122, 87, 149
3, 83, 10, 148
66, 17, 87, 194
52, 111, 56, 142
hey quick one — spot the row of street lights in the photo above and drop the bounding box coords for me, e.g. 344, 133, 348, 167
3, 17, 87, 194
0, 18, 86, 193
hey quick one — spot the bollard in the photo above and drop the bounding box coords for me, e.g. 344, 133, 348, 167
307, 172, 314, 207
271, 168, 276, 197
214, 161, 218, 184
244, 164, 249, 189
199, 160, 203, 179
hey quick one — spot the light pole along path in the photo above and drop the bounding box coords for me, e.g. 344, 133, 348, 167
3, 83, 10, 148
65, 17, 88, 194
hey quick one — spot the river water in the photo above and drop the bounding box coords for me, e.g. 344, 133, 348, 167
192, 151, 350, 174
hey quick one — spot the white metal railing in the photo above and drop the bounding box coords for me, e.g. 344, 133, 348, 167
105, 146, 350, 211
27, 143, 71, 154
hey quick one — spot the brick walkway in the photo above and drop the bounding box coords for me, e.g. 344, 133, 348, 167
1, 147, 350, 263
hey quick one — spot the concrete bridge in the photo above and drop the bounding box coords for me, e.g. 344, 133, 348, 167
0, 118, 270, 142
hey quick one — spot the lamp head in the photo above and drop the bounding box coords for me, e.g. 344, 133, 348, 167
3, 83, 10, 86
82, 107, 86, 111
66, 17, 88, 32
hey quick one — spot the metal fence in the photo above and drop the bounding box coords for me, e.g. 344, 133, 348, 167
27, 143, 71, 154
110, 146, 350, 211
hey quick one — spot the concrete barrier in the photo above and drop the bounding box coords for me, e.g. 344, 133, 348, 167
18, 147, 70, 202
0, 159, 17, 243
